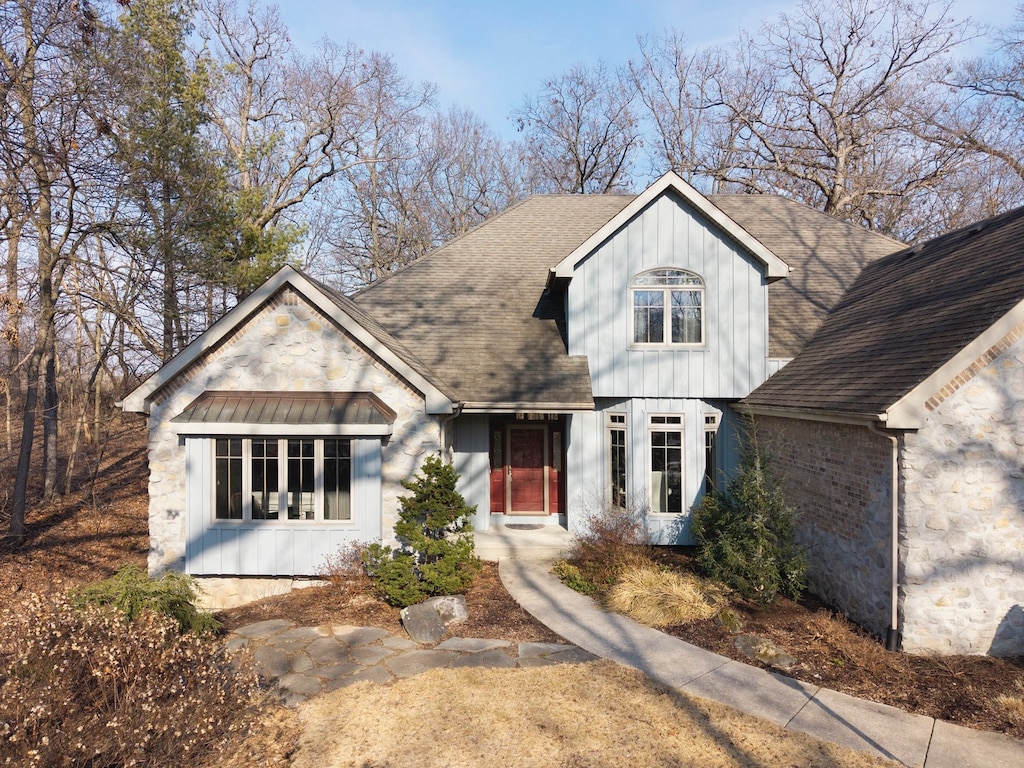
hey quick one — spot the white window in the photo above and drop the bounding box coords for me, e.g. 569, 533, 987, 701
607, 413, 627, 508
632, 269, 704, 346
214, 437, 351, 522
649, 415, 683, 515
703, 413, 720, 493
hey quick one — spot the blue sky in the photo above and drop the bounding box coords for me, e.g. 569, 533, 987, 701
269, 0, 1019, 140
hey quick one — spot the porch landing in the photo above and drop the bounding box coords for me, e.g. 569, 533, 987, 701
473, 524, 573, 561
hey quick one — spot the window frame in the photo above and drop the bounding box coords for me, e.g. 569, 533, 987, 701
648, 414, 684, 516
212, 436, 353, 525
606, 412, 628, 509
630, 268, 705, 348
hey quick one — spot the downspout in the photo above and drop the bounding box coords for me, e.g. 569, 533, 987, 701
438, 404, 463, 463
868, 420, 901, 652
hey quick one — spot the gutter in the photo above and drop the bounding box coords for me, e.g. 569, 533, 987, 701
868, 420, 901, 652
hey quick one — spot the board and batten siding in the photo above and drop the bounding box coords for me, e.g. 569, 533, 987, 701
566, 193, 770, 400
184, 437, 383, 576
567, 398, 740, 545
451, 413, 492, 531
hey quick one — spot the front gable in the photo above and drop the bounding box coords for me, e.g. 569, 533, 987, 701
560, 181, 788, 399
123, 268, 450, 578
122, 265, 455, 417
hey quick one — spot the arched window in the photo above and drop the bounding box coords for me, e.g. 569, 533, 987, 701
631, 269, 704, 345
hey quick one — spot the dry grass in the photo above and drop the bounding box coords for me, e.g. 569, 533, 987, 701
996, 679, 1024, 729
606, 564, 724, 626
293, 661, 897, 768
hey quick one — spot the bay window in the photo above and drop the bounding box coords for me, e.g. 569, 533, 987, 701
214, 437, 351, 523
649, 415, 683, 515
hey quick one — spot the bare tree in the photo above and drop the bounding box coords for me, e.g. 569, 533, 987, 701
631, 1, 973, 238
1, 0, 105, 536
514, 60, 641, 194
197, 0, 394, 295
912, 5, 1024, 226
318, 52, 436, 287
418, 107, 530, 242
629, 32, 735, 188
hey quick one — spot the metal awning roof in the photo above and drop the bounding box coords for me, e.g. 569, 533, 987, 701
171, 391, 397, 426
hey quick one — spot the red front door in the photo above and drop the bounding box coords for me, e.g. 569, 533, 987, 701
508, 426, 546, 514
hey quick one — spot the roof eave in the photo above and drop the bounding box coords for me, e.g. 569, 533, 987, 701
740, 402, 888, 427
172, 423, 394, 437
549, 171, 791, 283
885, 296, 1024, 431
460, 401, 595, 414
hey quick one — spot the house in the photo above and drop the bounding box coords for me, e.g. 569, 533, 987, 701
120, 173, 900, 607
744, 205, 1024, 656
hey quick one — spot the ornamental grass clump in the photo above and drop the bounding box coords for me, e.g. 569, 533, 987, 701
362, 456, 481, 607
0, 591, 261, 768
692, 418, 806, 606
606, 564, 725, 626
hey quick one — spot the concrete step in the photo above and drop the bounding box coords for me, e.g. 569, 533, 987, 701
473, 524, 573, 561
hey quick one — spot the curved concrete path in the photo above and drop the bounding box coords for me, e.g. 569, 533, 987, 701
499, 558, 1024, 768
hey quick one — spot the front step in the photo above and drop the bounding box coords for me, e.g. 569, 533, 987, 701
473, 524, 573, 561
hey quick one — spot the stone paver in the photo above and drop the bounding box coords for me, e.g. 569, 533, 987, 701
385, 649, 460, 678
451, 648, 517, 669
436, 637, 511, 653
228, 619, 599, 707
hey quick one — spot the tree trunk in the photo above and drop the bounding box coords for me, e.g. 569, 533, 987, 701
41, 342, 58, 497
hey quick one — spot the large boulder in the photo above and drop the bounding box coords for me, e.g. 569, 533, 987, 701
400, 595, 469, 643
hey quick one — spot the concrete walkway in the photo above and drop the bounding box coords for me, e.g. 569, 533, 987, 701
498, 558, 1024, 768
227, 618, 597, 708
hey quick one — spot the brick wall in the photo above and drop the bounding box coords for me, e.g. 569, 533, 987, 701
754, 415, 894, 639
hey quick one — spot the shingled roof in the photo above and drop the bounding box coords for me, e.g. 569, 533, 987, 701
709, 195, 902, 358
352, 189, 900, 408
353, 194, 631, 409
744, 205, 1024, 422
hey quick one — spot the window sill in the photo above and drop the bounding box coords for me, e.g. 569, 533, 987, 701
628, 343, 705, 351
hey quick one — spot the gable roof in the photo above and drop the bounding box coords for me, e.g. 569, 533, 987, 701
549, 172, 791, 285
709, 195, 902, 359
744, 205, 1024, 428
120, 266, 457, 415
352, 185, 902, 407
352, 194, 630, 410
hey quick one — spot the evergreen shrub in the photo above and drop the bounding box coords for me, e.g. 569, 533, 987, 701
362, 456, 481, 607
75, 563, 219, 635
692, 419, 806, 606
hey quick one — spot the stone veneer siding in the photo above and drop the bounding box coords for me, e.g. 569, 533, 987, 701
900, 337, 1024, 655
146, 287, 438, 575
754, 414, 894, 639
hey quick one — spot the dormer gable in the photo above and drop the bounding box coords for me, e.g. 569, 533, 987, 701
547, 171, 790, 290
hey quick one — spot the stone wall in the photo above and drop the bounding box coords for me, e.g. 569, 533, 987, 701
754, 415, 895, 639
900, 340, 1024, 655
146, 287, 438, 575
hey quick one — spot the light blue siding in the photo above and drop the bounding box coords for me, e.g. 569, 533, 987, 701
567, 193, 770, 399
566, 399, 744, 545
185, 436, 383, 576
452, 414, 491, 531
